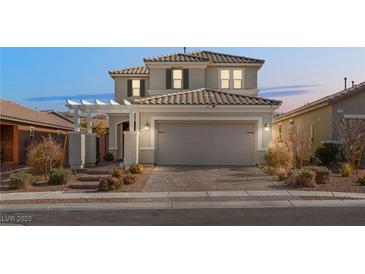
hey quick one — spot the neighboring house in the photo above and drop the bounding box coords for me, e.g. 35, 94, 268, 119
273, 81, 365, 162
41, 109, 74, 124
67, 50, 281, 168
0, 99, 74, 164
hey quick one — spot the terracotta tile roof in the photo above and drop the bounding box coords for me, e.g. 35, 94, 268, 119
274, 81, 365, 122
133, 88, 281, 106
0, 99, 74, 130
109, 66, 150, 75
188, 50, 265, 64
144, 53, 209, 63
144, 50, 265, 64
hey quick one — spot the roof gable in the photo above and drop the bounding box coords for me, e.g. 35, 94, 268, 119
0, 99, 74, 130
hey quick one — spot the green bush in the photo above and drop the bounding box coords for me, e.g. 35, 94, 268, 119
314, 143, 339, 166
103, 152, 114, 162
48, 168, 70, 185
98, 176, 123, 191
9, 172, 36, 189
111, 167, 125, 178
341, 163, 353, 177
358, 175, 365, 186
265, 143, 293, 170
285, 168, 316, 187
304, 166, 330, 184
123, 174, 137, 185
129, 163, 143, 174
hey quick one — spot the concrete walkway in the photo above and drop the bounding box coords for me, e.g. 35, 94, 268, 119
2, 189, 365, 201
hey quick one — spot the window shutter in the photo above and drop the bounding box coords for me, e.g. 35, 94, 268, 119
183, 69, 189, 89
127, 79, 132, 97
140, 79, 145, 97
166, 69, 172, 89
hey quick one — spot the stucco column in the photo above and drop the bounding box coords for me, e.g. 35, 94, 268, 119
129, 110, 135, 132
73, 108, 80, 132
123, 131, 139, 168
85, 133, 97, 165
68, 131, 85, 169
86, 111, 92, 134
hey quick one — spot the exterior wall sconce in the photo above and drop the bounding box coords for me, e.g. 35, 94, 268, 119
144, 122, 150, 130
264, 122, 270, 131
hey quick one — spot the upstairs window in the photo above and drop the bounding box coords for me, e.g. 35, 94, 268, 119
173, 69, 182, 89
233, 70, 242, 89
220, 70, 230, 89
132, 79, 140, 96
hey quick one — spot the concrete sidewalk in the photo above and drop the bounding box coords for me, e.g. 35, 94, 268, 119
2, 190, 365, 201
2, 199, 365, 212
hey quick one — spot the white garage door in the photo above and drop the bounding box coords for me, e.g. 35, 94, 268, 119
156, 122, 255, 166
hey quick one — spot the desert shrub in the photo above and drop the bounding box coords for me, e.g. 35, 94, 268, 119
129, 163, 143, 174
285, 169, 301, 186
341, 163, 353, 177
285, 168, 316, 187
123, 174, 137, 185
358, 175, 365, 186
111, 167, 125, 178
9, 172, 36, 189
27, 137, 63, 179
48, 168, 70, 185
314, 143, 339, 166
297, 169, 316, 187
98, 176, 123, 191
304, 166, 330, 184
103, 152, 114, 161
265, 142, 293, 170
276, 167, 289, 181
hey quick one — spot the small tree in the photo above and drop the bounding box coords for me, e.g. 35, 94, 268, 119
336, 118, 365, 175
287, 125, 308, 169
27, 136, 63, 179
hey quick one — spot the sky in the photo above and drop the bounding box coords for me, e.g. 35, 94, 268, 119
1, 47, 364, 113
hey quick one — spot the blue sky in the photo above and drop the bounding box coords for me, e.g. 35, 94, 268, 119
1, 47, 364, 112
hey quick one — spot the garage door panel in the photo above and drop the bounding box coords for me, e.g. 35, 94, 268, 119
156, 122, 255, 166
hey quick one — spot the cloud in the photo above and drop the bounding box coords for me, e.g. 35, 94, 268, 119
259, 84, 319, 92
25, 93, 114, 102
259, 89, 312, 97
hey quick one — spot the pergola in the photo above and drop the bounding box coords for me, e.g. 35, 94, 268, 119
65, 99, 137, 132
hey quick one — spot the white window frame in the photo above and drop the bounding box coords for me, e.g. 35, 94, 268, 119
233, 70, 242, 89
172, 69, 183, 89
220, 69, 230, 89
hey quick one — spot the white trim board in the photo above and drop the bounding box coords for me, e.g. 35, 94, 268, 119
144, 116, 267, 151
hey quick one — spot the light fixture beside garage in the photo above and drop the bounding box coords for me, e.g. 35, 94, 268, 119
264, 123, 270, 131
144, 122, 150, 130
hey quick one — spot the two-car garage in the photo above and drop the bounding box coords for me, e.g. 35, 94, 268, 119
155, 121, 256, 166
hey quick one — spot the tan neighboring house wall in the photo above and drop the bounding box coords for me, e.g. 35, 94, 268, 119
273, 82, 365, 162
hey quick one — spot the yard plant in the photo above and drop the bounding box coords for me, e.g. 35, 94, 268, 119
285, 168, 316, 187
304, 166, 330, 184
112, 167, 125, 178
314, 143, 339, 166
123, 174, 137, 185
98, 176, 123, 191
48, 168, 70, 185
340, 163, 353, 177
9, 172, 36, 189
129, 163, 143, 174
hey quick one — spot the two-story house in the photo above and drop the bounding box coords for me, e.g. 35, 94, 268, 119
67, 50, 281, 168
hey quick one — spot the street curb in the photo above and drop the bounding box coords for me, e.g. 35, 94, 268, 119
2, 190, 365, 201
2, 199, 365, 211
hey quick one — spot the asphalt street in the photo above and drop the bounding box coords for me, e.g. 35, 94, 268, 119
2, 207, 365, 225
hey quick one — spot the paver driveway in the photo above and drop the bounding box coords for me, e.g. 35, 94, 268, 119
142, 166, 282, 192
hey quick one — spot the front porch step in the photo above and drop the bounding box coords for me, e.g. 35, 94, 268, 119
86, 170, 111, 175
77, 175, 107, 182
70, 181, 99, 190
